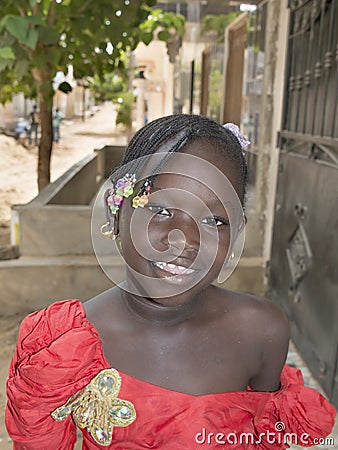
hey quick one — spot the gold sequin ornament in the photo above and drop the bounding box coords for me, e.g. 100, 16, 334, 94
138, 194, 149, 206
51, 368, 136, 446
132, 193, 149, 208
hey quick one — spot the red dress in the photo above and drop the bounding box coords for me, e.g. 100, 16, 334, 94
6, 300, 336, 450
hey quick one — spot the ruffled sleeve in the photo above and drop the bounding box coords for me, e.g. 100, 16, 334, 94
249, 365, 336, 450
5, 299, 110, 450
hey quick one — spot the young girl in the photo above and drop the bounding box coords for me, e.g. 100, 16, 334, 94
6, 115, 335, 449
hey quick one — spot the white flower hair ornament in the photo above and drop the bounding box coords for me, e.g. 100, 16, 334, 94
223, 123, 250, 156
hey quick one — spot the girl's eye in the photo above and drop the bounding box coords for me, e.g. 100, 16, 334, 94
147, 205, 171, 217
202, 217, 229, 227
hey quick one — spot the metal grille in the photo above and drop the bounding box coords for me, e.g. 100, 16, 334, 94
269, 0, 338, 406
281, 0, 338, 152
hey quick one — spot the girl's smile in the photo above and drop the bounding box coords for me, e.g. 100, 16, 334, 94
150, 260, 201, 287
152, 261, 196, 276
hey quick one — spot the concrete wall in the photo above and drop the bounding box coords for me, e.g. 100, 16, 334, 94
14, 205, 93, 256
0, 94, 34, 129
0, 255, 123, 314
254, 0, 290, 266
134, 40, 174, 126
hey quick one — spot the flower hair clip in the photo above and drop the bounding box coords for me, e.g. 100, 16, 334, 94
223, 123, 250, 155
132, 177, 153, 209
107, 173, 136, 215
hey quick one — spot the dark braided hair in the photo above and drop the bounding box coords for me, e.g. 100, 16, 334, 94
112, 114, 248, 203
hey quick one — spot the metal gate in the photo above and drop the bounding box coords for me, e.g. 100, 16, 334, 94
269, 0, 338, 406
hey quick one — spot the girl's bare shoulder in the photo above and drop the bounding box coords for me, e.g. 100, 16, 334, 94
209, 285, 290, 344
208, 286, 289, 390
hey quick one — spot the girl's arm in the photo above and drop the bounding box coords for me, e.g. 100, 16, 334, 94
5, 300, 109, 449
5, 310, 77, 449
248, 301, 290, 391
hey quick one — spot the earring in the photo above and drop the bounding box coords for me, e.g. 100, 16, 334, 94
100, 222, 117, 240
217, 251, 235, 284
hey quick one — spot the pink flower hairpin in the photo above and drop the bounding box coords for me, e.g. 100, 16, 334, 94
223, 123, 250, 155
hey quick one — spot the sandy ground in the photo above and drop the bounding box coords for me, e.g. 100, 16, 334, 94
0, 102, 127, 447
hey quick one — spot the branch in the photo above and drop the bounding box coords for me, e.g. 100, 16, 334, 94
47, 1, 56, 26
76, 0, 93, 15
32, 2, 38, 16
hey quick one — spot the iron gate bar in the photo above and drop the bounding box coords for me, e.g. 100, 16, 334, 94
288, 0, 315, 11
279, 130, 338, 147
316, 144, 338, 165
321, 0, 336, 135
301, 3, 315, 134
333, 42, 338, 136
311, 0, 326, 136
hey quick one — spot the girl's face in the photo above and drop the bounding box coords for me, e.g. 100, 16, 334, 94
118, 138, 245, 306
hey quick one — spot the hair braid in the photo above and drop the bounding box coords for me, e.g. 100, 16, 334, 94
112, 114, 248, 202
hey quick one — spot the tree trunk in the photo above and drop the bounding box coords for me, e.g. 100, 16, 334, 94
37, 99, 53, 191
31, 67, 54, 191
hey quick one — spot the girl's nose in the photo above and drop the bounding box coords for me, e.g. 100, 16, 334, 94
167, 210, 200, 251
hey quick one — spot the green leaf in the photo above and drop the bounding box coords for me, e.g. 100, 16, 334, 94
0, 35, 15, 47
47, 47, 63, 66
39, 26, 60, 45
25, 28, 39, 50
0, 15, 8, 32
0, 47, 15, 59
140, 31, 153, 45
0, 57, 14, 73
157, 30, 170, 42
26, 16, 44, 26
0, 58, 8, 72
14, 60, 30, 80
12, 43, 29, 61
4, 15, 29, 43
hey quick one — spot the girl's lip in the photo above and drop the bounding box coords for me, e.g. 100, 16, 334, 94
152, 261, 198, 276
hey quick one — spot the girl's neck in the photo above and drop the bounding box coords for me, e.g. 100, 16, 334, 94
120, 286, 203, 327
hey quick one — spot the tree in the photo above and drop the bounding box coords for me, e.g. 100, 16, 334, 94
0, 0, 160, 191
87, 69, 135, 132
201, 13, 240, 43
139, 8, 185, 62
88, 10, 185, 131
